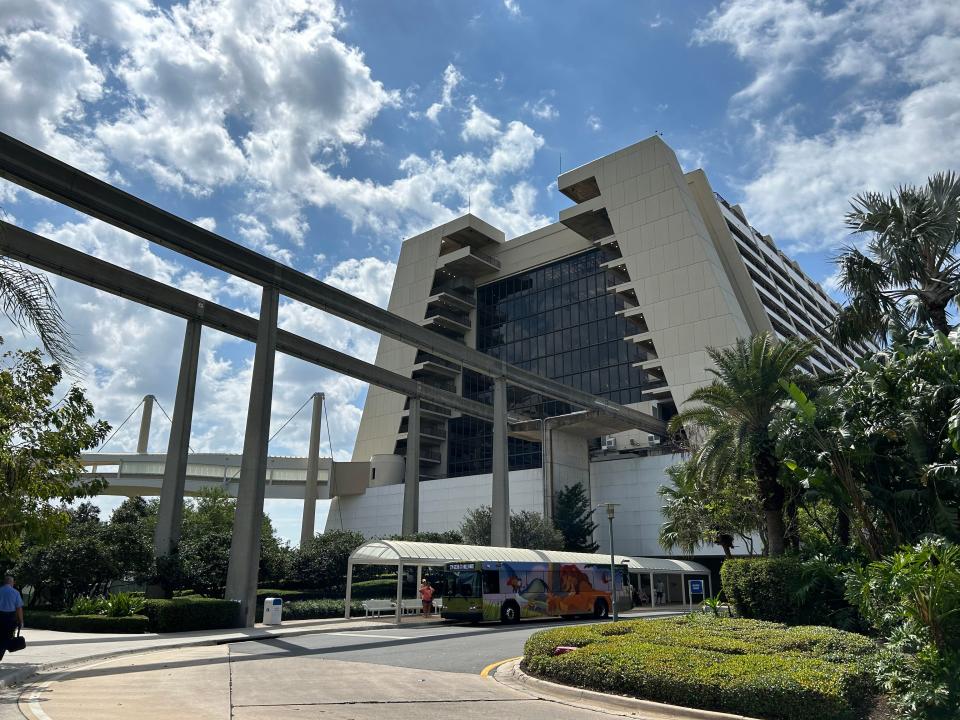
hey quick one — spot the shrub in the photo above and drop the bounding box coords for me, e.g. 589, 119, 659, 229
141, 597, 240, 633
281, 599, 364, 620
104, 592, 145, 617
26, 610, 148, 633
68, 595, 106, 616
722, 557, 803, 623
846, 537, 960, 720
289, 530, 370, 590
523, 615, 879, 720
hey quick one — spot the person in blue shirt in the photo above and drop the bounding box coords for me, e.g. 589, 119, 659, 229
0, 574, 24, 661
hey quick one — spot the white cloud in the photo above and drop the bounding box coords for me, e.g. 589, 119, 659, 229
700, 0, 960, 252
525, 97, 558, 120
503, 0, 521, 18
193, 216, 217, 231
425, 63, 463, 123
462, 100, 502, 141
586, 114, 602, 132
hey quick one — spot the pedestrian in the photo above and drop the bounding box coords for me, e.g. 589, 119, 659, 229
0, 574, 24, 662
418, 579, 434, 618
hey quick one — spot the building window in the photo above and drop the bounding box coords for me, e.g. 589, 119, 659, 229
447, 249, 650, 477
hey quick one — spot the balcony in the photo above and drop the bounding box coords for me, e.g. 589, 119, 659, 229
559, 195, 615, 242
559, 174, 600, 203
420, 305, 472, 336
435, 245, 500, 278
405, 400, 452, 419
427, 286, 475, 314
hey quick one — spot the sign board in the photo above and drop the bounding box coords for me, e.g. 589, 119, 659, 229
688, 579, 704, 595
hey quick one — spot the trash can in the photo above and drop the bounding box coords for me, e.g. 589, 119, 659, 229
263, 597, 283, 625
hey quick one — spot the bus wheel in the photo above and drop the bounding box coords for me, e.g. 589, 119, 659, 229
593, 599, 609, 619
500, 601, 520, 624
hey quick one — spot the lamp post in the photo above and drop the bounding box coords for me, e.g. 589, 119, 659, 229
595, 503, 620, 621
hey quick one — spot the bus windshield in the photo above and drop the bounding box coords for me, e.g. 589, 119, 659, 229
444, 570, 480, 598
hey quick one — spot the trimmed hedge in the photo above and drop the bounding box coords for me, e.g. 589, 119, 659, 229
26, 611, 149, 634
523, 615, 879, 720
721, 557, 803, 623
141, 597, 240, 633
282, 599, 364, 620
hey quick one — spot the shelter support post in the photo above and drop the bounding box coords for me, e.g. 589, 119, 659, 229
395, 562, 403, 625
225, 286, 279, 627
491, 377, 510, 547
708, 573, 713, 599
415, 566, 422, 590
681, 572, 687, 609
137, 394, 154, 453
344, 560, 353, 619
402, 397, 420, 535
148, 319, 202, 598
650, 572, 655, 608
300, 392, 324, 546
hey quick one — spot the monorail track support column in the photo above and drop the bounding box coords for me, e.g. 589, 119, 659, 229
491, 376, 511, 547
226, 287, 279, 627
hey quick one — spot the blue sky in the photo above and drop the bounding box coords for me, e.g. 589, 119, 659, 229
2, 0, 958, 543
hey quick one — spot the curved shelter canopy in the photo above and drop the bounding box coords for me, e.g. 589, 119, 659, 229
348, 539, 709, 574
344, 540, 711, 623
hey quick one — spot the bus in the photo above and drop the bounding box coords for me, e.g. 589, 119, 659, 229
441, 560, 629, 623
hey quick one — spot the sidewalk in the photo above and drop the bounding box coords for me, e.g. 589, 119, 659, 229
0, 614, 444, 690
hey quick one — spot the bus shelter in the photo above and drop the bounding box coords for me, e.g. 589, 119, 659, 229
344, 540, 712, 624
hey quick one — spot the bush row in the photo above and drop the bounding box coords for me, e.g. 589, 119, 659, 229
522, 615, 879, 720
140, 597, 240, 633
281, 599, 364, 621
26, 611, 150, 634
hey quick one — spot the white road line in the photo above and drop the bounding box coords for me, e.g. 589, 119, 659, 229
330, 632, 421, 640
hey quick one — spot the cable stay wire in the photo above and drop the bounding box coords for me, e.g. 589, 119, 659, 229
323, 396, 344, 531
96, 397, 145, 452
221, 392, 317, 485
152, 396, 196, 455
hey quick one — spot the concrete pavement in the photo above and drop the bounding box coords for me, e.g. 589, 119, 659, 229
5, 611, 688, 720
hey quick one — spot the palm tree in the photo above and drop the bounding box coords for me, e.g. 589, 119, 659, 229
668, 333, 815, 556
0, 256, 75, 368
832, 172, 960, 347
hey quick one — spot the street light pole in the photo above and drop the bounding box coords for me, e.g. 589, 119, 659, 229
607, 503, 618, 622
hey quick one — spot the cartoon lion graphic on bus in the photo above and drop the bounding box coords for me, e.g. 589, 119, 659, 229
548, 564, 601, 615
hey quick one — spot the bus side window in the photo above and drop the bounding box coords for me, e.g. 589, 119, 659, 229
483, 570, 500, 594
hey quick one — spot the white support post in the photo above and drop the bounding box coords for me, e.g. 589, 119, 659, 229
650, 572, 656, 608
491, 377, 510, 547
225, 286, 279, 627
344, 560, 354, 619
148, 319, 201, 598
300, 392, 324, 547
681, 572, 687, 609
395, 562, 403, 625
402, 397, 420, 535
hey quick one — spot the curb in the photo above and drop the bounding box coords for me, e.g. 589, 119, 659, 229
0, 618, 441, 691
492, 659, 760, 720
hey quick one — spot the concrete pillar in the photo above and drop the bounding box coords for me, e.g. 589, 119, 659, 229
401, 396, 420, 536
299, 392, 324, 547
542, 422, 553, 521
137, 394, 154, 453
148, 319, 201, 598
225, 286, 279, 627
491, 376, 510, 547
344, 560, 354, 619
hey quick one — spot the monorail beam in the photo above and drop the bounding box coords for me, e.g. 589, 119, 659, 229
0, 133, 667, 437
0, 221, 495, 422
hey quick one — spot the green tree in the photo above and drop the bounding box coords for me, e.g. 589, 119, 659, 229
833, 172, 960, 347
554, 482, 598, 552
668, 333, 815, 556
0, 344, 109, 559
658, 460, 762, 558
291, 529, 369, 590
459, 506, 564, 549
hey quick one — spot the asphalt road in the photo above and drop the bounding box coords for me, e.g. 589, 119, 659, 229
228, 612, 682, 674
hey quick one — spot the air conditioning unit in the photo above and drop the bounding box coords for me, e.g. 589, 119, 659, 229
603, 436, 617, 450
647, 434, 661, 446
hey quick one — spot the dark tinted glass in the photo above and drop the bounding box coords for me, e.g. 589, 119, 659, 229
447, 249, 650, 477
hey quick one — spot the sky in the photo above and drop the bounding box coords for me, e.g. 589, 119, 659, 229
1, 0, 958, 544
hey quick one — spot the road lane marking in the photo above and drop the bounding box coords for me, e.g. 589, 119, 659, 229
480, 656, 522, 678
